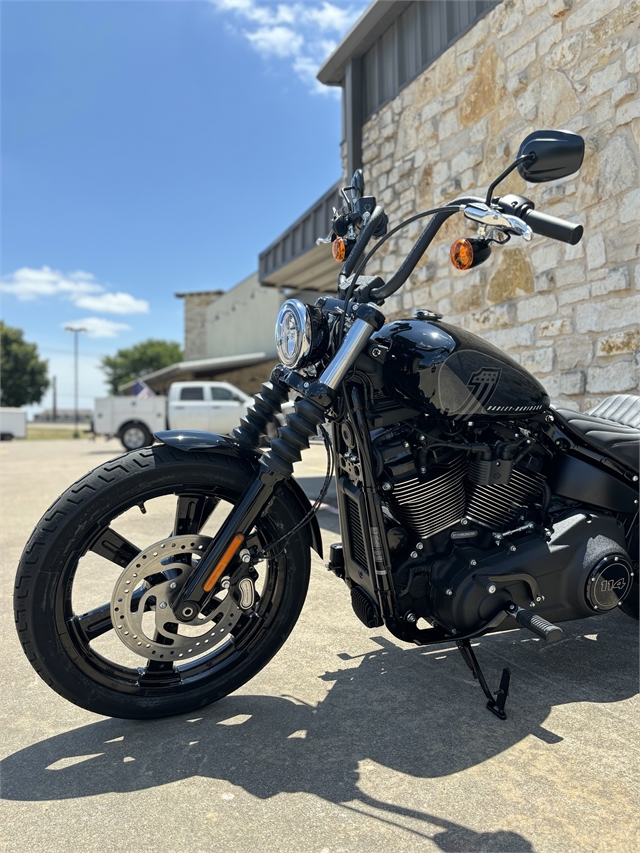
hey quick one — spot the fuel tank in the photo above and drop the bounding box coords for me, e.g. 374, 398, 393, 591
371, 318, 549, 419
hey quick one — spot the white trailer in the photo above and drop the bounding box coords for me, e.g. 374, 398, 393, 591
0, 408, 27, 440
94, 395, 167, 450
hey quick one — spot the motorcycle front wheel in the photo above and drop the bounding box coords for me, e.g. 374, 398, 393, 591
14, 445, 311, 719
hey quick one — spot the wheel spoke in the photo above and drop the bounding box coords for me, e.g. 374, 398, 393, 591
173, 494, 219, 536
145, 623, 178, 671
72, 603, 113, 642
72, 587, 145, 642
89, 527, 141, 567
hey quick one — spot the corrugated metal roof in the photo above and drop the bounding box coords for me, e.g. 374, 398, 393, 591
317, 0, 411, 86
118, 352, 277, 394
258, 181, 344, 293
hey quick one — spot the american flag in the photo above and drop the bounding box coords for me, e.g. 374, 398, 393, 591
132, 379, 155, 399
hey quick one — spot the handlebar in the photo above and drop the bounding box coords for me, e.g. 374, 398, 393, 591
367, 193, 583, 303
520, 208, 583, 245
369, 196, 482, 302
341, 204, 386, 279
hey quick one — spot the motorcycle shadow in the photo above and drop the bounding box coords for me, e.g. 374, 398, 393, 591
1, 611, 636, 843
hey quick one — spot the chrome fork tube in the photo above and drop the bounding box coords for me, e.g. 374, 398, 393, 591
319, 315, 376, 390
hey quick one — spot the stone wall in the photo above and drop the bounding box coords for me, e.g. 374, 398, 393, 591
355, 0, 639, 411
178, 291, 223, 361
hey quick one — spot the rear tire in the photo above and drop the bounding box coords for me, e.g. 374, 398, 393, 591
14, 445, 311, 719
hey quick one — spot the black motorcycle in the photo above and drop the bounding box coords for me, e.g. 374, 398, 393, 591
14, 129, 639, 720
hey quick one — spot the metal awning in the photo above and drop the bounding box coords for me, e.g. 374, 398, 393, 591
317, 0, 410, 86
259, 181, 343, 293
119, 352, 277, 395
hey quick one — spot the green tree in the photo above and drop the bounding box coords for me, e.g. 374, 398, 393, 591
0, 322, 49, 407
100, 338, 183, 394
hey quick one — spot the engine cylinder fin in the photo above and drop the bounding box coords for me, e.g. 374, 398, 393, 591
385, 454, 466, 539
466, 468, 540, 530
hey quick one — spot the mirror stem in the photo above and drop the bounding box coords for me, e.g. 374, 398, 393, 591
485, 154, 535, 206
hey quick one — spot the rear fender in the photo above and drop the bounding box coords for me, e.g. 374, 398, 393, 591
155, 430, 323, 558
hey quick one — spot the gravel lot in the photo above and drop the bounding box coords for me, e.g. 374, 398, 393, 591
1, 439, 638, 853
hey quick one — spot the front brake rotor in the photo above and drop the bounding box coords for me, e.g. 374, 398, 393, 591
110, 534, 245, 661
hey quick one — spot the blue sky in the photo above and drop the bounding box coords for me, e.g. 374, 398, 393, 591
1, 0, 367, 410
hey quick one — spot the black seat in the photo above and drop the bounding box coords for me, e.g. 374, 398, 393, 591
554, 394, 640, 473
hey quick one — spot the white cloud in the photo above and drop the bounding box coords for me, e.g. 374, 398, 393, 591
1, 266, 148, 315
62, 317, 132, 339
214, 1, 297, 27
1, 266, 102, 301
246, 26, 304, 58
74, 291, 149, 314
304, 3, 359, 32
210, 0, 367, 94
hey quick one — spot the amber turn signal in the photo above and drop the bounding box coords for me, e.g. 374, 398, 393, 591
332, 237, 346, 262
450, 238, 492, 271
450, 238, 474, 270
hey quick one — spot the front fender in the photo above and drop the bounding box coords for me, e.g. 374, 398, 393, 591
155, 429, 323, 558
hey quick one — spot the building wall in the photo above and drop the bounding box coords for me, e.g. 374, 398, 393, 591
179, 291, 223, 361
203, 272, 284, 360
353, 0, 639, 411
211, 359, 279, 394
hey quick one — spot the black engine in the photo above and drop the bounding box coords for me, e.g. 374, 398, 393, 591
336, 417, 633, 637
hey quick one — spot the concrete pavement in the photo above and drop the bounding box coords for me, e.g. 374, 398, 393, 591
1, 439, 638, 853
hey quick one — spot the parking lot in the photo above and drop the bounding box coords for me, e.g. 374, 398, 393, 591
1, 438, 638, 853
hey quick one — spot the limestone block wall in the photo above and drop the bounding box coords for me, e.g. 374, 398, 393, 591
180, 291, 223, 361
354, 0, 639, 411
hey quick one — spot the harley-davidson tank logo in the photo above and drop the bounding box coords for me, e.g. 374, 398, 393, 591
454, 367, 502, 416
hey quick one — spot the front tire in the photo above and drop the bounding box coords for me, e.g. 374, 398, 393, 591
14, 445, 311, 719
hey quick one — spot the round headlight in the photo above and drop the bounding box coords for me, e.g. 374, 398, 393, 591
275, 299, 312, 368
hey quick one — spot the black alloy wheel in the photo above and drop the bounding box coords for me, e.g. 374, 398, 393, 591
14, 445, 311, 719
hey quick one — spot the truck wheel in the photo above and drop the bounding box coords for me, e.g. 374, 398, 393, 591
119, 422, 152, 451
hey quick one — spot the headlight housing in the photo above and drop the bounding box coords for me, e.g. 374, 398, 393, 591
275, 299, 312, 368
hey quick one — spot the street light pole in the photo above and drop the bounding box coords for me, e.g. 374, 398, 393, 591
65, 326, 87, 438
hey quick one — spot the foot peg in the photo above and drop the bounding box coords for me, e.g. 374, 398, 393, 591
505, 601, 563, 642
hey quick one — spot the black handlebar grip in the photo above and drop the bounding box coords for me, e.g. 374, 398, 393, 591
522, 208, 583, 245
506, 603, 563, 642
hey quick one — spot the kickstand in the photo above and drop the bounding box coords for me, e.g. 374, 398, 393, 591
456, 639, 511, 720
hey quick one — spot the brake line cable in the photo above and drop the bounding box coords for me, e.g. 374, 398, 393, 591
256, 423, 334, 561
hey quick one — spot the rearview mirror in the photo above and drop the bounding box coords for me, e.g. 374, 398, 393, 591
517, 130, 584, 183
350, 169, 365, 200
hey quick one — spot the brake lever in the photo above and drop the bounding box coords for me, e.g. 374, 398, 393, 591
463, 202, 533, 242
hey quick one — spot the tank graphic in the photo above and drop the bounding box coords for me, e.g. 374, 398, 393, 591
372, 319, 549, 419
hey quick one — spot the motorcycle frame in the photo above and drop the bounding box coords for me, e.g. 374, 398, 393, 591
166, 197, 472, 621
331, 376, 512, 646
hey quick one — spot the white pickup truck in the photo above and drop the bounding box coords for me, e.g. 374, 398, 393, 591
94, 381, 257, 450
